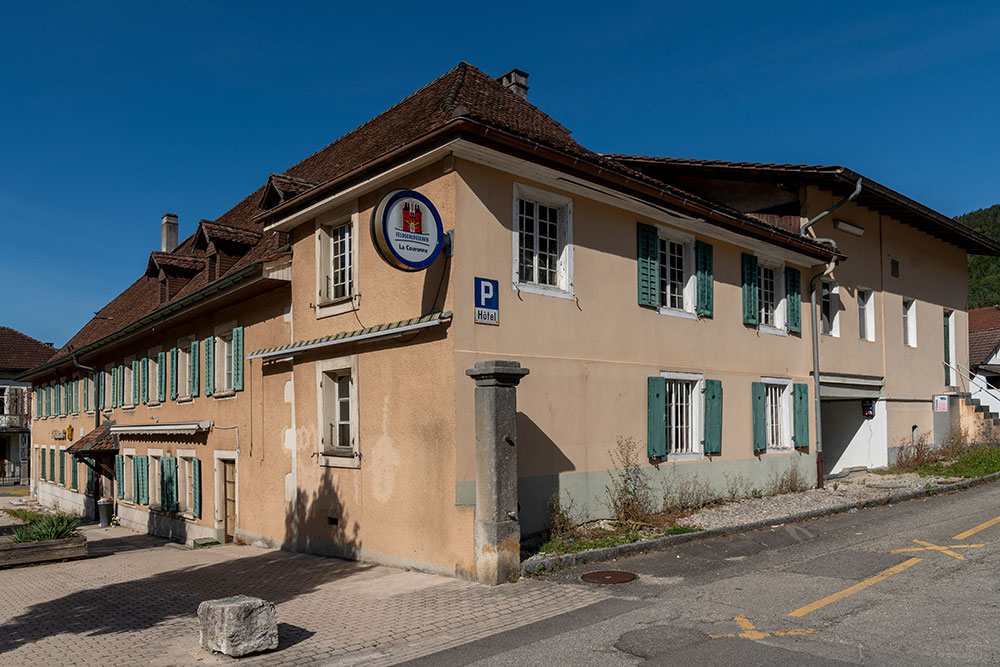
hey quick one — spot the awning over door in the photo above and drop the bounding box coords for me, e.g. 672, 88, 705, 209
814, 373, 884, 400
67, 422, 118, 456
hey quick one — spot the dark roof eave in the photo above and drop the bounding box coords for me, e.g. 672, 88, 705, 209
18, 263, 267, 381
257, 119, 838, 262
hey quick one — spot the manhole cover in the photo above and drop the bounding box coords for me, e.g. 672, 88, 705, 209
580, 570, 637, 584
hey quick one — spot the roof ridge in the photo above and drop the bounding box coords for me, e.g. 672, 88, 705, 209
0, 326, 54, 349
603, 154, 846, 172
443, 61, 469, 112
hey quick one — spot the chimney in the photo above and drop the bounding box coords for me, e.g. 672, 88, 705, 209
161, 213, 178, 253
499, 69, 529, 99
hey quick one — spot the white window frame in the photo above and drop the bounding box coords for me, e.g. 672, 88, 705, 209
315, 354, 360, 468
654, 227, 697, 319
123, 448, 135, 504
315, 205, 360, 319
148, 448, 163, 508
903, 298, 917, 348
148, 347, 161, 406
659, 371, 703, 458
820, 280, 840, 337
102, 367, 112, 411
176, 449, 197, 516
512, 183, 574, 298
212, 322, 238, 397
857, 287, 875, 342
757, 257, 787, 335
177, 337, 193, 401
121, 357, 135, 409
761, 377, 793, 451
944, 309, 956, 386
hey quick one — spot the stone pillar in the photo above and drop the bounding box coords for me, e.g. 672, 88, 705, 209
465, 360, 530, 585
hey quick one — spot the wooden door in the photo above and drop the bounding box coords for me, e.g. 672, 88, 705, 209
223, 461, 236, 543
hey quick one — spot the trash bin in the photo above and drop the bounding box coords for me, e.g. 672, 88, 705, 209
97, 498, 113, 527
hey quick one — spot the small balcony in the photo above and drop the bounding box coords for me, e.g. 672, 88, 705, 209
0, 414, 27, 430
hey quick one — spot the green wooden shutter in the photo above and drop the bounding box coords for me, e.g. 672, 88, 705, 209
158, 351, 167, 402
115, 454, 124, 499
49, 448, 55, 480
40, 447, 46, 480
141, 357, 149, 404
204, 337, 215, 396
97, 372, 104, 409
793, 384, 809, 449
695, 241, 714, 317
82, 375, 89, 412
131, 360, 140, 405
944, 313, 951, 385
170, 347, 179, 400
86, 464, 95, 496
132, 456, 140, 503
111, 367, 119, 408
71, 455, 78, 490
647, 377, 667, 458
752, 381, 766, 453
233, 326, 245, 392
161, 457, 178, 511
637, 222, 659, 307
59, 449, 65, 485
703, 379, 723, 455
785, 268, 802, 333
742, 253, 760, 325
192, 458, 202, 518
54, 382, 61, 415
190, 341, 200, 397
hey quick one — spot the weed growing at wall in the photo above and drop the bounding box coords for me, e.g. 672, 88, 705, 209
604, 436, 654, 524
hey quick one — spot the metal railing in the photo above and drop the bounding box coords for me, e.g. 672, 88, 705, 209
0, 414, 27, 429
0, 460, 22, 486
944, 360, 1000, 409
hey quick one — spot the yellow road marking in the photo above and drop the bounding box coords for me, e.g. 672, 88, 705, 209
788, 557, 922, 617
890, 539, 984, 560
953, 515, 1000, 540
709, 615, 818, 640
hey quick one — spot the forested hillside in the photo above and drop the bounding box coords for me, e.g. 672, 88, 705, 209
957, 204, 1000, 309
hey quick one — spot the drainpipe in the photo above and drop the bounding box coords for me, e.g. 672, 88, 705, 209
802, 178, 861, 488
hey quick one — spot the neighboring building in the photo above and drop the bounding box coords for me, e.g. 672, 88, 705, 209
968, 305, 1000, 417
0, 327, 55, 485
20, 63, 1000, 577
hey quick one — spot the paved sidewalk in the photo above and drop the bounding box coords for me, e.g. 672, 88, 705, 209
0, 498, 606, 666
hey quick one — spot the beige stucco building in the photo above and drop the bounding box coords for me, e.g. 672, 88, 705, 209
22, 63, 1000, 577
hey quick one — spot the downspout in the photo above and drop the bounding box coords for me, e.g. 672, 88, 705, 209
802, 178, 862, 488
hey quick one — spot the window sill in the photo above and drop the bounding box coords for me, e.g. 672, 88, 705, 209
148, 401, 161, 408
513, 282, 574, 300
177, 396, 193, 404
212, 390, 236, 400
657, 307, 698, 321
319, 451, 361, 469
759, 325, 787, 337
316, 296, 359, 320
122, 404, 136, 412
820, 332, 839, 339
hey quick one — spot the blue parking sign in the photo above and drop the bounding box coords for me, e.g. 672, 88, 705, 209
474, 277, 499, 325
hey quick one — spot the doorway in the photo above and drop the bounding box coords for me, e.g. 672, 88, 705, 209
222, 460, 236, 543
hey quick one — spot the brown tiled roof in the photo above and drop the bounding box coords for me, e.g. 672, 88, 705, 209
970, 328, 1000, 368
605, 155, 1000, 256
0, 327, 56, 371
36, 62, 841, 378
970, 306, 1000, 332
67, 421, 117, 454
201, 222, 262, 246
148, 253, 206, 273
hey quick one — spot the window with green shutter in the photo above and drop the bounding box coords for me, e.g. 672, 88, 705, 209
82, 375, 89, 412
703, 379, 723, 455
793, 383, 809, 449
785, 268, 802, 333
204, 337, 215, 396
71, 455, 78, 490
158, 351, 167, 402
161, 456, 178, 511
40, 447, 46, 480
233, 326, 245, 392
54, 381, 61, 415
742, 254, 759, 325
190, 341, 200, 397
751, 381, 766, 453
111, 367, 119, 408
59, 449, 65, 485
115, 454, 124, 499
49, 447, 55, 481
141, 357, 149, 404
695, 241, 714, 317
132, 360, 140, 405
637, 222, 659, 307
86, 464, 95, 496
647, 377, 667, 458
170, 347, 179, 400
192, 458, 202, 518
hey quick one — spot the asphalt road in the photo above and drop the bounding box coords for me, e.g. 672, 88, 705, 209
404, 481, 1000, 666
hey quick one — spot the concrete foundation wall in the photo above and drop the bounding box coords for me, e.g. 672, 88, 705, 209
35, 480, 92, 517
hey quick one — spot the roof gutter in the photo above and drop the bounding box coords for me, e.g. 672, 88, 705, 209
19, 263, 267, 382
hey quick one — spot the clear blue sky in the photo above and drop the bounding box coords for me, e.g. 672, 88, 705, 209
3, 1, 999, 346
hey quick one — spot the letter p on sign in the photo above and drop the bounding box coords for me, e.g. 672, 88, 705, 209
474, 277, 499, 326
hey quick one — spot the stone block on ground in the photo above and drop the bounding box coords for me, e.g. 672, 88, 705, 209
198, 595, 278, 657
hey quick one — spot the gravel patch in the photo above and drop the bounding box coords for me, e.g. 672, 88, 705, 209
677, 472, 963, 531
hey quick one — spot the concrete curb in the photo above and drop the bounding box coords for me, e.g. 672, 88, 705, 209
520, 470, 1000, 576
